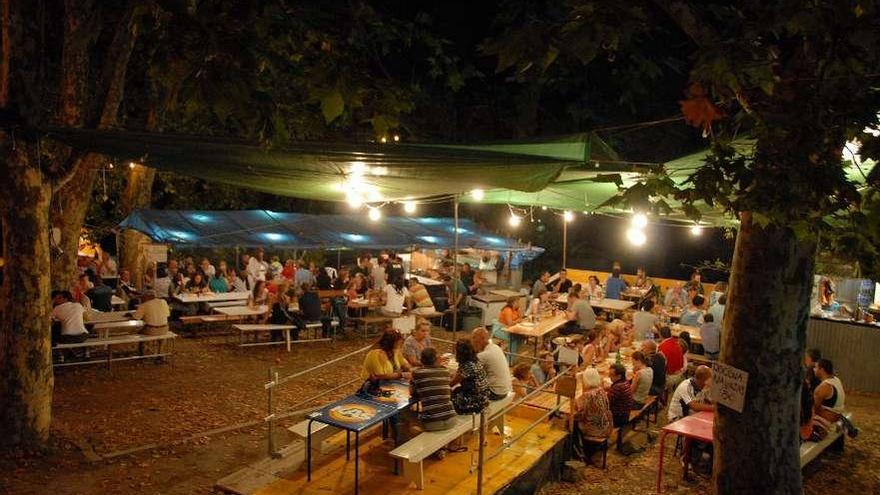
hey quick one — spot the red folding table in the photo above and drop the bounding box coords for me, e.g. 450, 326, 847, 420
656, 411, 714, 493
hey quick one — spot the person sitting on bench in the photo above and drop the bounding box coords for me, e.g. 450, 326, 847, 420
298, 283, 333, 338
51, 290, 89, 345
530, 351, 557, 386
813, 358, 859, 438
472, 327, 513, 401
668, 365, 714, 422
560, 286, 596, 336
630, 351, 653, 409
606, 363, 634, 428
410, 348, 457, 432
132, 290, 170, 336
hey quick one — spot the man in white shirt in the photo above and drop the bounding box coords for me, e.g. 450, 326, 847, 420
668, 365, 714, 421
51, 290, 89, 344
246, 248, 268, 289
472, 327, 512, 400
132, 290, 171, 335
709, 294, 726, 325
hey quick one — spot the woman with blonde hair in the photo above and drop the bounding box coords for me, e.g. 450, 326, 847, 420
572, 368, 613, 461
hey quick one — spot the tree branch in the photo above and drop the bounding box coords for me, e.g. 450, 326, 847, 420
651, 0, 717, 48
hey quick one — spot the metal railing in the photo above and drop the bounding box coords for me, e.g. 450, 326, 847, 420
264, 343, 373, 457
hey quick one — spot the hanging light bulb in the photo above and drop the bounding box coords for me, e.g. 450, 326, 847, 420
380, 136, 388, 143
368, 207, 382, 221
471, 188, 485, 201
632, 213, 648, 229
563, 211, 574, 222
129, 162, 136, 169
393, 135, 400, 142
108, 163, 114, 169
541, 206, 548, 211
403, 201, 416, 214
347, 193, 363, 209
509, 214, 521, 227
627, 228, 647, 247
690, 225, 703, 236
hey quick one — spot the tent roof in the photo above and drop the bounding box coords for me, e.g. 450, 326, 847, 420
119, 209, 544, 258
47, 128, 619, 202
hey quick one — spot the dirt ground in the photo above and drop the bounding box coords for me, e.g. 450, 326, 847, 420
1, 330, 878, 495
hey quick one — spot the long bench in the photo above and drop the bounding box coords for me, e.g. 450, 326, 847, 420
800, 412, 852, 468
53, 332, 178, 369
234, 321, 338, 351
390, 392, 514, 490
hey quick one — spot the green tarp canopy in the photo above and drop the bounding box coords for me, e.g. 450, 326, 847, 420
45, 128, 619, 202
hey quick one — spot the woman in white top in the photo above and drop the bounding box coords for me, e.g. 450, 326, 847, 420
630, 351, 654, 407
380, 277, 410, 317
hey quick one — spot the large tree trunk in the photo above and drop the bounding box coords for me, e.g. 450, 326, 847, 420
713, 212, 817, 493
120, 163, 156, 289
0, 136, 54, 448
50, 156, 100, 291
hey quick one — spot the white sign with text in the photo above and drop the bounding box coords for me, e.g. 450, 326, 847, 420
710, 362, 749, 413
145, 244, 168, 264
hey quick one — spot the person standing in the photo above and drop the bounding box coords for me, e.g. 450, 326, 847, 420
246, 248, 268, 289
604, 267, 627, 300
700, 313, 721, 360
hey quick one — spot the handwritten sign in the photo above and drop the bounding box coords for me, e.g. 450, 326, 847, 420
145, 244, 168, 264
710, 362, 749, 413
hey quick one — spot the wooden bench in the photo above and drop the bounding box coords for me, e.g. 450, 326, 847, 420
686, 352, 713, 373
206, 300, 246, 309
351, 315, 393, 339
390, 392, 514, 490
53, 332, 178, 369
289, 420, 343, 455
234, 321, 338, 351
616, 395, 659, 450
800, 412, 852, 468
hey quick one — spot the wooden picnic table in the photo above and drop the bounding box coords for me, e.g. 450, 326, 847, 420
84, 310, 133, 324
111, 295, 127, 308
213, 305, 269, 318
490, 289, 524, 299
553, 295, 635, 313
174, 292, 250, 304
91, 319, 145, 338
671, 323, 702, 345
524, 352, 636, 413
621, 287, 650, 301
506, 313, 568, 355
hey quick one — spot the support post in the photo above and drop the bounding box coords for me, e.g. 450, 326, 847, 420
452, 195, 460, 340
562, 220, 568, 269
477, 411, 486, 495
267, 367, 277, 457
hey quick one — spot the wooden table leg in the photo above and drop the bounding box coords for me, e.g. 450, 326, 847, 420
285, 329, 291, 352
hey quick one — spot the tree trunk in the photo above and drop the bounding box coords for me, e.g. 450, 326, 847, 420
50, 155, 100, 291
120, 163, 156, 289
0, 136, 54, 449
713, 211, 816, 494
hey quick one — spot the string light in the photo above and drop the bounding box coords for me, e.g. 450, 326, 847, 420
541, 206, 548, 211
471, 189, 485, 201
690, 225, 703, 236
108, 163, 114, 169
508, 214, 521, 227
380, 136, 387, 143
632, 213, 648, 229
129, 162, 136, 169
393, 135, 400, 142
627, 228, 647, 246
563, 211, 574, 222
403, 201, 416, 214
368, 207, 382, 222
347, 196, 363, 209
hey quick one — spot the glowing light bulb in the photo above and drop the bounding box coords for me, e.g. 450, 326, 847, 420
393, 135, 400, 142
471, 189, 485, 201
563, 211, 574, 222
627, 228, 647, 247
403, 201, 416, 214
108, 163, 114, 169
632, 213, 648, 229
368, 208, 382, 221
690, 225, 702, 236
509, 214, 521, 227
541, 206, 548, 211
129, 162, 136, 169
380, 136, 388, 143
347, 194, 363, 209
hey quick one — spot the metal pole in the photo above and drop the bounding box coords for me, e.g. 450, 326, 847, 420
477, 411, 486, 495
337, 248, 341, 270
562, 220, 568, 269
267, 367, 276, 457
452, 195, 460, 341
